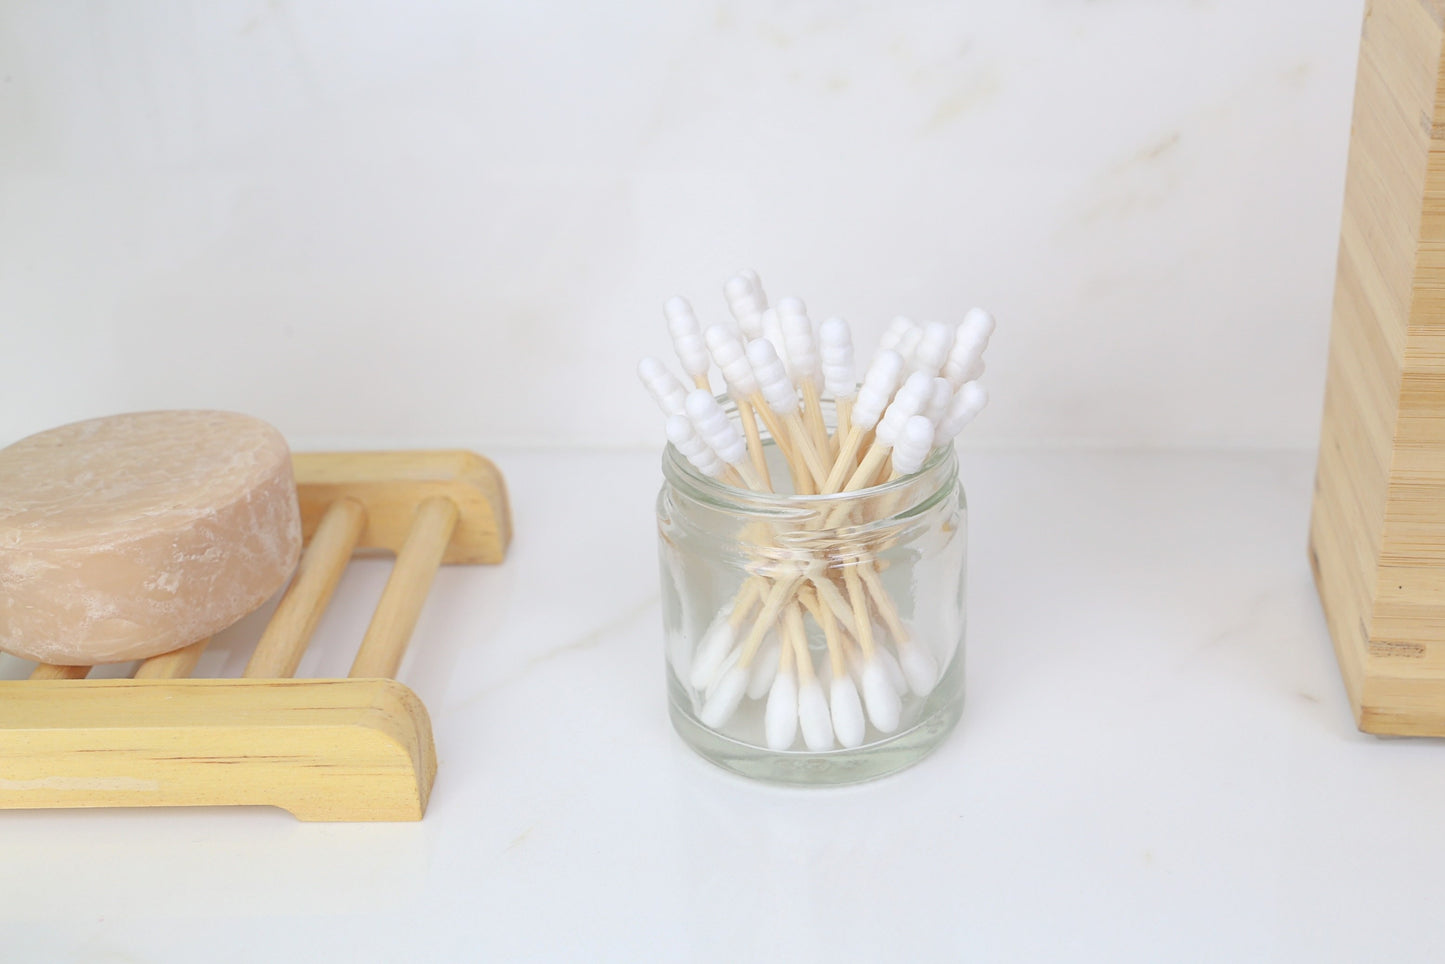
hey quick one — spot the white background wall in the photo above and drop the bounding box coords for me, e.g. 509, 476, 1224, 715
1, 0, 1362, 451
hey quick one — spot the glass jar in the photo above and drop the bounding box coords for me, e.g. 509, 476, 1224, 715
656, 401, 967, 785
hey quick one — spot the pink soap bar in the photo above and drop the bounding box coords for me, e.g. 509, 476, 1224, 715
0, 411, 302, 665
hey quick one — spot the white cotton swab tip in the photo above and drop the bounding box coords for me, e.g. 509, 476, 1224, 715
912, 321, 952, 378
875, 371, 934, 448
877, 316, 918, 356
686, 389, 748, 469
890, 415, 937, 477
819, 317, 857, 400
860, 656, 902, 733
876, 641, 908, 695
798, 677, 834, 751
689, 616, 736, 691
638, 357, 689, 416
829, 677, 866, 748
943, 308, 995, 388
895, 325, 924, 366
745, 338, 798, 415
924, 377, 953, 424
899, 640, 940, 696
724, 275, 756, 308
666, 413, 726, 478
934, 381, 988, 445
699, 664, 748, 728
765, 671, 799, 750
664, 297, 711, 380
747, 635, 781, 699
739, 268, 767, 306
851, 349, 905, 430
704, 324, 760, 397
780, 303, 820, 383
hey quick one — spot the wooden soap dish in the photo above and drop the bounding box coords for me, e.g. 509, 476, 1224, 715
0, 450, 510, 821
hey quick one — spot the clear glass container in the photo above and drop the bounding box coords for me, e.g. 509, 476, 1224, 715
656, 400, 967, 785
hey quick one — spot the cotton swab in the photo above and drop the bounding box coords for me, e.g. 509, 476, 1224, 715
923, 377, 953, 426
778, 298, 830, 455
704, 324, 772, 488
799, 586, 865, 748
746, 632, 781, 699
912, 321, 952, 379
725, 274, 767, 341
783, 603, 833, 750
819, 317, 856, 453
933, 382, 988, 446
666, 413, 744, 489
764, 640, 799, 750
877, 316, 918, 357
840, 371, 934, 493
823, 349, 904, 493
688, 579, 762, 690
943, 308, 995, 389
894, 325, 924, 367
747, 338, 830, 492
638, 358, 689, 416
686, 389, 764, 491
887, 415, 937, 481
664, 297, 713, 391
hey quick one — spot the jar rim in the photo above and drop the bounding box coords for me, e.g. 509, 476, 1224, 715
660, 399, 960, 518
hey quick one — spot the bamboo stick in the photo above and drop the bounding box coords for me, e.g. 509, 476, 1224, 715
248, 497, 367, 679
135, 639, 210, 679
349, 496, 458, 679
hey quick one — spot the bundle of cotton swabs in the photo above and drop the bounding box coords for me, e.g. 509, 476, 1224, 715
639, 270, 992, 751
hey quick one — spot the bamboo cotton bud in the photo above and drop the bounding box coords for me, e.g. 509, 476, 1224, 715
666, 414, 725, 478
820, 317, 857, 399
943, 308, 996, 388
780, 303, 821, 387
895, 325, 924, 367
638, 357, 689, 416
934, 382, 989, 445
860, 657, 902, 733
689, 616, 736, 691
761, 308, 789, 368
746, 339, 799, 415
704, 325, 760, 397
875, 372, 935, 448
913, 321, 952, 378
765, 671, 799, 749
878, 316, 918, 356
664, 297, 711, 381
891, 415, 937, 477
686, 390, 749, 469
852, 350, 906, 429
747, 635, 781, 699
740, 268, 766, 306
924, 377, 953, 424
798, 678, 834, 750
700, 665, 748, 728
830, 677, 866, 748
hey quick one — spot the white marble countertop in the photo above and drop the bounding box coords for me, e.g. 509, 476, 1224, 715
4, 448, 1443, 962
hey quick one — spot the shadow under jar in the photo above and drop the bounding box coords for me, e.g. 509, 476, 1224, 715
656, 399, 967, 785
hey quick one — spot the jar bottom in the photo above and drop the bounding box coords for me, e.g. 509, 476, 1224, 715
667, 651, 965, 786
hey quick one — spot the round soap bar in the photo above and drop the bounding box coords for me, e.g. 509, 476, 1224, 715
0, 411, 303, 665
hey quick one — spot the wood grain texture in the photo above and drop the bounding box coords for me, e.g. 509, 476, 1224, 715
293, 450, 508, 565
0, 678, 436, 821
1311, 0, 1445, 733
245, 497, 366, 679
0, 449, 510, 820
350, 496, 459, 679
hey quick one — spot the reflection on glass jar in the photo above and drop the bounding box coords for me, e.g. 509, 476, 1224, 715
656, 401, 967, 786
